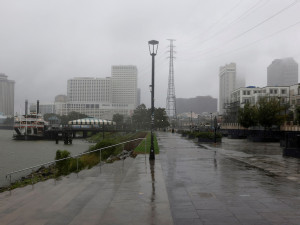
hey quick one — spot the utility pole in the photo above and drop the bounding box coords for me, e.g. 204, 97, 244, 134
166, 39, 176, 128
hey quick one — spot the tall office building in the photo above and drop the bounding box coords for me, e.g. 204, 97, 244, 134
112, 65, 137, 106
219, 63, 236, 114
267, 58, 298, 86
67, 77, 111, 103
64, 65, 138, 119
0, 73, 15, 116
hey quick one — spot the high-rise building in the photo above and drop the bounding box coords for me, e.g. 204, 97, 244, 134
67, 77, 111, 103
111, 65, 137, 106
219, 63, 236, 114
267, 58, 298, 86
63, 65, 138, 119
0, 73, 15, 116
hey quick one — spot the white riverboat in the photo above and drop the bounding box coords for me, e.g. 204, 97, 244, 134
13, 113, 49, 140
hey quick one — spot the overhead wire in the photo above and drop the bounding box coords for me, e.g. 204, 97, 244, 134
180, 20, 300, 63
180, 0, 244, 50
190, 0, 267, 49
184, 0, 298, 59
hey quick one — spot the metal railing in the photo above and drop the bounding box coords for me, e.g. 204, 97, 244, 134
5, 138, 147, 194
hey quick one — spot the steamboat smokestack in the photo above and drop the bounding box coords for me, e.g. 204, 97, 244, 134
37, 100, 39, 114
25, 99, 28, 116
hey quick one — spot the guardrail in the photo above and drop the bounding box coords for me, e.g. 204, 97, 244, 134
5, 138, 146, 194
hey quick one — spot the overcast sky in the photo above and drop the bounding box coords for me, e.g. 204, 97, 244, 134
1, 0, 300, 112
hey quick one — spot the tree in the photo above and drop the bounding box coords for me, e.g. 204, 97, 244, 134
44, 113, 58, 121
295, 105, 300, 123
238, 103, 258, 128
132, 104, 150, 129
257, 97, 284, 129
113, 113, 124, 128
60, 111, 88, 125
154, 108, 170, 129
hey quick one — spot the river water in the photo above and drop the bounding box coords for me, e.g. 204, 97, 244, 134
0, 129, 93, 187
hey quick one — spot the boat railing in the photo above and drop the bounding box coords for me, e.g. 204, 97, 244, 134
5, 137, 147, 194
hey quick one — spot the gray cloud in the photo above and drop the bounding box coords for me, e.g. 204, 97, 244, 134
0, 0, 300, 111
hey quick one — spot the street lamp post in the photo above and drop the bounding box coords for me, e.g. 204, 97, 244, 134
148, 40, 159, 160
214, 116, 218, 143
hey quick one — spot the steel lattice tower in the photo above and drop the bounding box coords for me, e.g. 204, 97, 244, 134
166, 39, 176, 120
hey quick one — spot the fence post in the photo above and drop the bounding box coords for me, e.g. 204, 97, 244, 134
9, 174, 12, 195
76, 157, 79, 178
122, 144, 125, 170
99, 150, 102, 174
31, 169, 34, 189
54, 163, 56, 185
145, 137, 147, 154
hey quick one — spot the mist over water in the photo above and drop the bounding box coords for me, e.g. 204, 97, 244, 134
0, 130, 92, 187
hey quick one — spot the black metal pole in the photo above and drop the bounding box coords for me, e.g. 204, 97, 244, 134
214, 127, 217, 143
102, 124, 105, 140
150, 53, 155, 160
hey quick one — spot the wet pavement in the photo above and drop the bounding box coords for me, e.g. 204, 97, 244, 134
1, 132, 300, 224
0, 156, 173, 225
158, 132, 300, 225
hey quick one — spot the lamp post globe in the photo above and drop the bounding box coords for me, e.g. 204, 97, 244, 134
148, 40, 159, 160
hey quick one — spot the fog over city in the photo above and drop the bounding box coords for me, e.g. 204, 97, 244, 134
1, 0, 300, 111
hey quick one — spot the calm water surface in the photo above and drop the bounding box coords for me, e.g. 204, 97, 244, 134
0, 129, 93, 187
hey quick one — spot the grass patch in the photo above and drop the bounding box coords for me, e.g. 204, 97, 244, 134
134, 132, 159, 154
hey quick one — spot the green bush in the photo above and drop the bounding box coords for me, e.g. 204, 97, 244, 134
195, 132, 222, 139
88, 139, 119, 161
55, 150, 72, 176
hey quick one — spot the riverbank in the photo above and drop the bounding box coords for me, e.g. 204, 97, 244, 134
0, 130, 93, 187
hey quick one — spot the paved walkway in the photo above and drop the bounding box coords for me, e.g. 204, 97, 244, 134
0, 155, 173, 225
1, 132, 300, 225
157, 132, 300, 225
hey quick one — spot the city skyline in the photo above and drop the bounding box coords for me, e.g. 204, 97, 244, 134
1, 0, 300, 112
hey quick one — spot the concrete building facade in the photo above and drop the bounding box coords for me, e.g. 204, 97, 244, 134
54, 65, 138, 120
267, 58, 298, 86
0, 73, 15, 116
231, 86, 289, 108
111, 65, 137, 106
219, 63, 236, 115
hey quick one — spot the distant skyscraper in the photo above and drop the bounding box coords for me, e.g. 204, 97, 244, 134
219, 63, 236, 114
111, 65, 137, 107
267, 58, 298, 86
0, 73, 15, 116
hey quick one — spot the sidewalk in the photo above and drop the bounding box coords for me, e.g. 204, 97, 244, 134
201, 137, 300, 184
1, 133, 300, 225
157, 132, 300, 225
0, 155, 173, 225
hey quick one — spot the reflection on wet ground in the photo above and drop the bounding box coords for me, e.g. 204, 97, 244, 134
158, 132, 300, 225
199, 137, 300, 183
220, 137, 282, 155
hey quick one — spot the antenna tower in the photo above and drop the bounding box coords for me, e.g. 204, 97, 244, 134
166, 39, 177, 121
